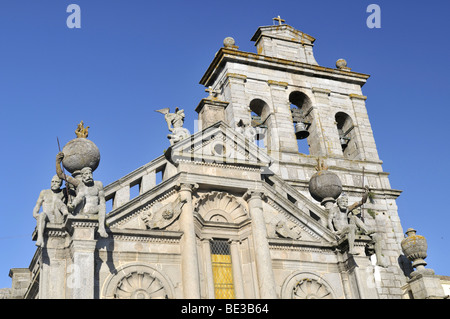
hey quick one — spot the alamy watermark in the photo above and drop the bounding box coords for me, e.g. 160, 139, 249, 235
66, 4, 81, 29
366, 4, 381, 29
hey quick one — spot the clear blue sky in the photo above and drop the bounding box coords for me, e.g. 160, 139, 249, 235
0, 1, 449, 290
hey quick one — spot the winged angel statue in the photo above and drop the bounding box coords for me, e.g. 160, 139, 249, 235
156, 107, 190, 145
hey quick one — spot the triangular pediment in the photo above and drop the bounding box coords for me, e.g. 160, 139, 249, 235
251, 24, 316, 45
260, 175, 336, 245
164, 121, 272, 169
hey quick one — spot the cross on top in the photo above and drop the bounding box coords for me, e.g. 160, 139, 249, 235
205, 86, 220, 99
273, 15, 285, 25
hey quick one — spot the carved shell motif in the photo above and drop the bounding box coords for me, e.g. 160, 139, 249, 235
114, 272, 168, 299
194, 191, 248, 223
292, 279, 333, 299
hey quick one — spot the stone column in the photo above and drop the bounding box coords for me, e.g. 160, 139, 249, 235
66, 217, 98, 299
244, 191, 277, 298
179, 183, 201, 298
229, 239, 245, 299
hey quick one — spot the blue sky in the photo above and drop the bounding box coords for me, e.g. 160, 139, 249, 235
0, 1, 449, 290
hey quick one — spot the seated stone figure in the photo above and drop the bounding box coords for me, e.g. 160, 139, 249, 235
327, 187, 387, 267
33, 175, 69, 247
56, 152, 108, 238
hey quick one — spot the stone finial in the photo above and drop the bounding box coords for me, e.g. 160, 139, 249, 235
336, 59, 351, 71
401, 228, 435, 277
223, 37, 238, 50
308, 158, 342, 206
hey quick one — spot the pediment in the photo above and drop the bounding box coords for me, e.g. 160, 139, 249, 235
106, 181, 184, 233
251, 25, 316, 45
164, 121, 272, 169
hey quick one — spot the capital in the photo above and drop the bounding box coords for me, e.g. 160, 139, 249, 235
243, 190, 266, 202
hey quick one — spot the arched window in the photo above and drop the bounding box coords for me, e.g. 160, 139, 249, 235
335, 112, 357, 159
289, 91, 312, 155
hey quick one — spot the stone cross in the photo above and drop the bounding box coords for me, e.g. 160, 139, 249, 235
205, 86, 220, 99
273, 15, 285, 25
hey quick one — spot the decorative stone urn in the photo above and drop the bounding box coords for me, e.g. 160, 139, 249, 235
308, 170, 342, 205
401, 228, 434, 276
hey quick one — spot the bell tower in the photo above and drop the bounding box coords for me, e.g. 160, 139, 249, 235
198, 18, 406, 299
199, 17, 379, 165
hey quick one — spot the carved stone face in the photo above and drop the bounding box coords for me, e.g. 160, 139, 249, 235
81, 168, 93, 185
50, 175, 62, 191
337, 196, 348, 209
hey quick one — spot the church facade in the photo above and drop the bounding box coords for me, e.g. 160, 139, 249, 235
7, 20, 448, 299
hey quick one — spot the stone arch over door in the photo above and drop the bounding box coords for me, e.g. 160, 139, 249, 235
101, 262, 175, 299
280, 271, 336, 299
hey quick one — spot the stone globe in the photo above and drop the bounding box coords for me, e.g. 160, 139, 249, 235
223, 37, 236, 48
62, 138, 100, 174
336, 59, 347, 69
308, 170, 342, 203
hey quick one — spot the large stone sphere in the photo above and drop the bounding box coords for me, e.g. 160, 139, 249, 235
308, 170, 342, 203
62, 138, 100, 174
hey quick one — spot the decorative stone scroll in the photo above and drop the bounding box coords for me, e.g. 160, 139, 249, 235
140, 195, 186, 229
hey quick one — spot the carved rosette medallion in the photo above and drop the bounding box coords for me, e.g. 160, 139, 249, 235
114, 272, 167, 299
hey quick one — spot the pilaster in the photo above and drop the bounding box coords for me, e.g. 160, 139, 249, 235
223, 73, 249, 128
178, 183, 201, 298
66, 216, 99, 299
244, 191, 277, 298
38, 225, 67, 299
349, 94, 379, 161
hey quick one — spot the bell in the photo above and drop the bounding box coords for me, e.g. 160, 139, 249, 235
255, 126, 266, 140
295, 122, 309, 139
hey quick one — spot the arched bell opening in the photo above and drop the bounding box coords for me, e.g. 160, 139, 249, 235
335, 112, 358, 159
249, 98, 271, 150
289, 91, 313, 155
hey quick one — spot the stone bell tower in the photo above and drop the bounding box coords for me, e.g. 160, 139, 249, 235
198, 17, 407, 298
199, 17, 379, 166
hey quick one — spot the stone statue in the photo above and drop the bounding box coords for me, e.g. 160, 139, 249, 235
327, 187, 387, 267
56, 152, 108, 238
75, 120, 89, 138
156, 107, 190, 145
33, 175, 69, 247
236, 119, 257, 142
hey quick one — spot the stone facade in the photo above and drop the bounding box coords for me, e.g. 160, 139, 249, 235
7, 21, 448, 299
